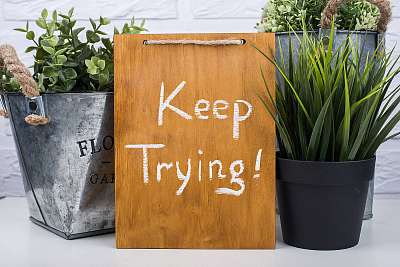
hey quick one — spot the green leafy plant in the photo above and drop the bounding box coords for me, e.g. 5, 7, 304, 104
256, 28, 400, 161
256, 0, 380, 32
114, 17, 147, 35
256, 0, 325, 32
336, 1, 380, 31
0, 68, 21, 92
11, 8, 147, 93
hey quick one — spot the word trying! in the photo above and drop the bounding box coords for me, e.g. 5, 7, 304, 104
126, 144, 263, 196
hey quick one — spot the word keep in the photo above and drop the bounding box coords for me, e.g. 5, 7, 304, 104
158, 81, 253, 140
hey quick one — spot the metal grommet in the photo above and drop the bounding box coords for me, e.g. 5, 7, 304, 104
322, 36, 330, 46
25, 96, 46, 118
28, 101, 38, 112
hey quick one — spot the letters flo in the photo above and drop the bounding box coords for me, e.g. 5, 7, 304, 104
126, 81, 263, 196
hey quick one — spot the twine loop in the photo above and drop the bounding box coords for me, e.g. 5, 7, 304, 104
0, 44, 48, 126
321, 0, 391, 33
25, 114, 49, 126
143, 39, 245, 46
0, 109, 8, 118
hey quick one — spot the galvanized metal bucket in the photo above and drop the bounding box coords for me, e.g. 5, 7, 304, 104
318, 0, 391, 220
320, 30, 384, 220
275, 31, 318, 89
274, 29, 385, 220
2, 92, 115, 239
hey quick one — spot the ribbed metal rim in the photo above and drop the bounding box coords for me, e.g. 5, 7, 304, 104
275, 30, 380, 35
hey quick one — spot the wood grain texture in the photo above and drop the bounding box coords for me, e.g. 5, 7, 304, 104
114, 33, 276, 249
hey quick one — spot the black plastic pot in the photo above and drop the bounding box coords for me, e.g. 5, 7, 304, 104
277, 156, 375, 250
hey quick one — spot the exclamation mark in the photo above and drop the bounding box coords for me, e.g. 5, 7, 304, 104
253, 149, 262, 179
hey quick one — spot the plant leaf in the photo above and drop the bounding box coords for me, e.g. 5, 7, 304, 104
36, 18, 47, 29
42, 46, 55, 55
339, 68, 351, 160
63, 68, 77, 79
26, 31, 35, 40
41, 8, 48, 19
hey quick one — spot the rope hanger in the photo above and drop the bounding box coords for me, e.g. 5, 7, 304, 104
143, 39, 246, 46
0, 44, 49, 126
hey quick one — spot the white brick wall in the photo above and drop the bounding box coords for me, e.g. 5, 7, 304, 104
0, 0, 399, 197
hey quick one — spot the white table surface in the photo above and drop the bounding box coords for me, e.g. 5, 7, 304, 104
0, 197, 399, 267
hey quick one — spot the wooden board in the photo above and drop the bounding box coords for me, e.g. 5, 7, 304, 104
114, 33, 276, 249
